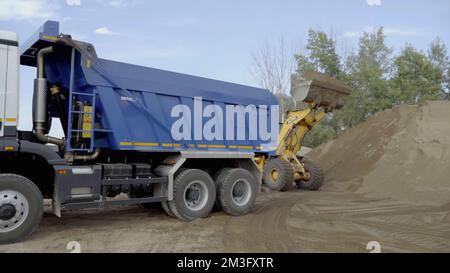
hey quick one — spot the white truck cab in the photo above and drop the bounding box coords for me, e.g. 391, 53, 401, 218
0, 30, 19, 137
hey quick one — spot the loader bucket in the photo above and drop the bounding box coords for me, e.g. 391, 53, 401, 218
290, 71, 351, 111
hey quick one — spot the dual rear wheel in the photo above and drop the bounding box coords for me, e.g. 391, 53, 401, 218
214, 168, 257, 216
162, 168, 257, 221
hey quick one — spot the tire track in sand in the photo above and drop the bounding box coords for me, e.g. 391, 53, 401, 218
222, 193, 300, 252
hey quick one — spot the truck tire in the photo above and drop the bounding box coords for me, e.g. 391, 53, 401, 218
168, 169, 216, 221
138, 202, 159, 210
161, 201, 175, 217
129, 191, 159, 210
263, 158, 294, 191
212, 168, 231, 210
296, 157, 324, 191
162, 168, 188, 217
131, 192, 176, 217
216, 168, 257, 216
132, 192, 175, 217
0, 174, 43, 245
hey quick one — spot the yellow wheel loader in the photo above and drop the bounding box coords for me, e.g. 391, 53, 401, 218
258, 71, 351, 191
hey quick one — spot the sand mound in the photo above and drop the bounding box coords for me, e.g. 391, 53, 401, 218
308, 101, 450, 206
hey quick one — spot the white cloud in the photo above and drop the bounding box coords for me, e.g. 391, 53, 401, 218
141, 48, 188, 58
384, 27, 420, 36
342, 26, 420, 39
103, 45, 189, 62
160, 18, 196, 28
97, 0, 140, 8
343, 31, 360, 38
109, 0, 128, 7
93, 27, 119, 35
66, 0, 81, 6
0, 0, 55, 21
366, 0, 382, 6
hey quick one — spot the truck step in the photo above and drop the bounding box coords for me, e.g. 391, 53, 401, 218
71, 91, 95, 97
101, 177, 167, 186
61, 195, 167, 210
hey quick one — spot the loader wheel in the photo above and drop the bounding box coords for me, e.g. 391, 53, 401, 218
212, 168, 231, 210
0, 174, 43, 245
263, 158, 294, 191
168, 169, 216, 221
296, 158, 324, 191
216, 168, 257, 216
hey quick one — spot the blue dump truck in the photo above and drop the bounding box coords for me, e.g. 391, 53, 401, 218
0, 21, 350, 243
0, 21, 280, 243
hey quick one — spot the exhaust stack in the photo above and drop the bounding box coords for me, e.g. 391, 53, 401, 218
33, 46, 64, 146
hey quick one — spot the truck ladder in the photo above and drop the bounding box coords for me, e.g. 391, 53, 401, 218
66, 48, 96, 152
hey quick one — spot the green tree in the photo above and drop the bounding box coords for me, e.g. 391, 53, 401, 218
447, 68, 450, 99
428, 38, 450, 99
340, 28, 393, 125
293, 29, 343, 147
295, 29, 342, 78
391, 45, 442, 104
302, 122, 337, 148
282, 28, 448, 148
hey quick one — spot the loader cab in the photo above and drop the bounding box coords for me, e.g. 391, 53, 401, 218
0, 30, 20, 137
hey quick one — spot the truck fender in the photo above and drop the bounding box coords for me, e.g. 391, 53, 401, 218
19, 140, 66, 165
153, 155, 186, 201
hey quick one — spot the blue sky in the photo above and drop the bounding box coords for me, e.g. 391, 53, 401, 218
1, 0, 449, 132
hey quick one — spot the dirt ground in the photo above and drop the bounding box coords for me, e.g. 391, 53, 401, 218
0, 189, 448, 253
1, 101, 449, 253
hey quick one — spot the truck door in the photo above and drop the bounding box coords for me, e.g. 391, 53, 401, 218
4, 40, 19, 135
0, 34, 19, 137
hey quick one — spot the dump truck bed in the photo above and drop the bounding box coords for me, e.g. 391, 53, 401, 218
85, 58, 278, 152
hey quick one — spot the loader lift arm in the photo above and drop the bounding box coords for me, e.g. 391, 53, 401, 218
275, 106, 326, 180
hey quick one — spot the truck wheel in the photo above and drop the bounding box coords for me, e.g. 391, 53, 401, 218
0, 174, 43, 244
130, 191, 175, 217
217, 168, 257, 216
212, 168, 231, 210
138, 202, 159, 210
168, 169, 215, 221
129, 191, 159, 210
296, 158, 324, 191
263, 158, 294, 191
161, 201, 175, 217
162, 168, 188, 217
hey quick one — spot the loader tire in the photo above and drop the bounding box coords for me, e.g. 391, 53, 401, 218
168, 169, 215, 221
263, 158, 294, 191
296, 158, 324, 191
216, 168, 257, 216
0, 174, 43, 245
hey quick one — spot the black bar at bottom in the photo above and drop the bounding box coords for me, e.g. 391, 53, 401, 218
0, 253, 430, 272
